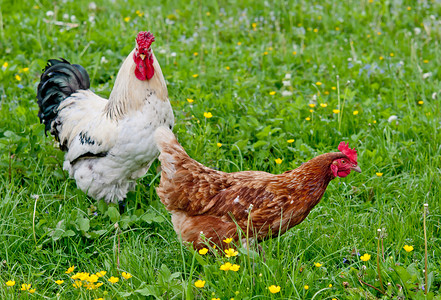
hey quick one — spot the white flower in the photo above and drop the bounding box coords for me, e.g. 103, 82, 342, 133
282, 80, 291, 87
63, 13, 69, 20
100, 56, 108, 64
388, 115, 398, 123
284, 73, 292, 79
432, 92, 437, 100
422, 72, 432, 79
170, 52, 177, 57
282, 91, 293, 97
70, 15, 77, 22
414, 27, 421, 35
46, 10, 54, 17
88, 2, 97, 10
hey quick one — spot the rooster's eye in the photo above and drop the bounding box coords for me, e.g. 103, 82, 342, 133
341, 160, 345, 164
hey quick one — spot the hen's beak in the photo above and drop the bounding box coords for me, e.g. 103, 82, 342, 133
140, 54, 146, 60
351, 165, 362, 173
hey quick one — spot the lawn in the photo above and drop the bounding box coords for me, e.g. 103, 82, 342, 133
0, 0, 440, 299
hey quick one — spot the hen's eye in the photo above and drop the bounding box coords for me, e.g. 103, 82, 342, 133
341, 160, 345, 163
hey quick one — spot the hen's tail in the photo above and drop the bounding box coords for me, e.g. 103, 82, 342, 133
37, 58, 90, 136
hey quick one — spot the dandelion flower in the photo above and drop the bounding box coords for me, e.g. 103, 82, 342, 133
333, 109, 340, 114
199, 248, 209, 255
390, 53, 394, 57
65, 265, 75, 274
353, 110, 359, 115
220, 262, 232, 271
226, 66, 230, 70
305, 117, 311, 121
423, 60, 429, 64
194, 279, 205, 288
275, 158, 283, 164
223, 238, 233, 244
316, 81, 322, 86
252, 23, 257, 29
29, 289, 36, 294
269, 91, 276, 95
212, 298, 220, 300
124, 17, 130, 22
6, 280, 15, 287
192, 74, 199, 78
122, 272, 132, 279
403, 245, 414, 252
377, 31, 382, 35
55, 280, 64, 285
314, 262, 322, 267
268, 285, 281, 293
292, 51, 297, 55
15, 75, 21, 81
308, 103, 316, 108
237, 42, 242, 46
203, 112, 213, 118
329, 284, 333, 288
376, 172, 383, 177
304, 285, 309, 290
360, 253, 371, 261
2, 62, 8, 69
217, 143, 222, 148
193, 52, 198, 56
263, 51, 268, 55
320, 103, 328, 107
186, 98, 194, 103
287, 139, 294, 143
95, 298, 104, 300
379, 56, 384, 60
407, 6, 411, 10
224, 248, 238, 257
418, 100, 424, 105
108, 276, 119, 284
230, 264, 240, 272
21, 67, 29, 72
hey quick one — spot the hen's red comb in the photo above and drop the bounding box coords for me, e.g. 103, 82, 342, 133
136, 31, 155, 50
338, 142, 357, 163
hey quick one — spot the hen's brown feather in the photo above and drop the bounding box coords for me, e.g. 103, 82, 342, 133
155, 127, 349, 249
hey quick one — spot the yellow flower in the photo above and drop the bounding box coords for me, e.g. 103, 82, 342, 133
2, 62, 8, 68
269, 91, 276, 95
65, 265, 75, 274
376, 172, 383, 177
186, 98, 194, 103
194, 279, 205, 288
379, 56, 384, 60
6, 280, 15, 287
423, 60, 429, 63
230, 264, 240, 272
95, 282, 103, 288
21, 283, 31, 291
329, 284, 333, 287
223, 238, 233, 244
72, 281, 82, 288
206, 12, 211, 16
373, 120, 377, 124
203, 112, 213, 118
122, 272, 132, 279
304, 285, 309, 290
29, 289, 36, 294
226, 66, 230, 70
353, 110, 359, 115
55, 280, 64, 285
308, 103, 316, 108
390, 53, 394, 57
275, 158, 283, 164
403, 245, 414, 252
263, 51, 268, 55
333, 109, 340, 114
220, 262, 232, 271
252, 22, 257, 28
237, 42, 242, 46
305, 117, 311, 121
418, 100, 424, 105
88, 274, 99, 283
316, 81, 322, 86
199, 248, 209, 255
360, 253, 371, 261
287, 139, 294, 143
217, 143, 222, 148
313, 28, 318, 33
407, 6, 411, 10
212, 298, 220, 300
96, 271, 106, 277
124, 16, 130, 22
135, 10, 144, 17
377, 31, 382, 35
268, 285, 281, 293
320, 103, 328, 107
193, 52, 198, 56
309, 109, 314, 113
108, 276, 119, 284
336, 27, 340, 31
20, 67, 29, 72
15, 75, 21, 81
192, 74, 199, 78
292, 51, 297, 55
224, 248, 238, 257
95, 298, 104, 300
314, 262, 322, 267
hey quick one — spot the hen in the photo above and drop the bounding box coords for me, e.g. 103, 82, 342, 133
37, 31, 174, 203
155, 127, 361, 249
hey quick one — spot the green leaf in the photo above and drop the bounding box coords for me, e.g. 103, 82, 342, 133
77, 217, 90, 232
107, 206, 120, 223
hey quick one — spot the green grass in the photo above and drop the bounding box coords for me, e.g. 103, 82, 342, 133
1, 0, 440, 298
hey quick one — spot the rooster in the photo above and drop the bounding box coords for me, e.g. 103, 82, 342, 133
37, 31, 174, 203
155, 127, 361, 249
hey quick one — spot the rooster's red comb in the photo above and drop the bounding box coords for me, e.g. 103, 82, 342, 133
136, 31, 155, 50
338, 142, 357, 163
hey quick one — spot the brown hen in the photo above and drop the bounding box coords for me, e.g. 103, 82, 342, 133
155, 127, 361, 249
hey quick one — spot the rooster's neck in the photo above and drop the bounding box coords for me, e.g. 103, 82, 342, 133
105, 49, 168, 119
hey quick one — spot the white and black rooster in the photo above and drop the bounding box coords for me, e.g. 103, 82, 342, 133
37, 31, 174, 204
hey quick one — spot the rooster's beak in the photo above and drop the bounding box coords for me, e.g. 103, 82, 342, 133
351, 165, 362, 173
140, 54, 146, 60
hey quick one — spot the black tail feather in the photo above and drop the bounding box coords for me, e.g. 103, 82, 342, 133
36, 58, 90, 135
